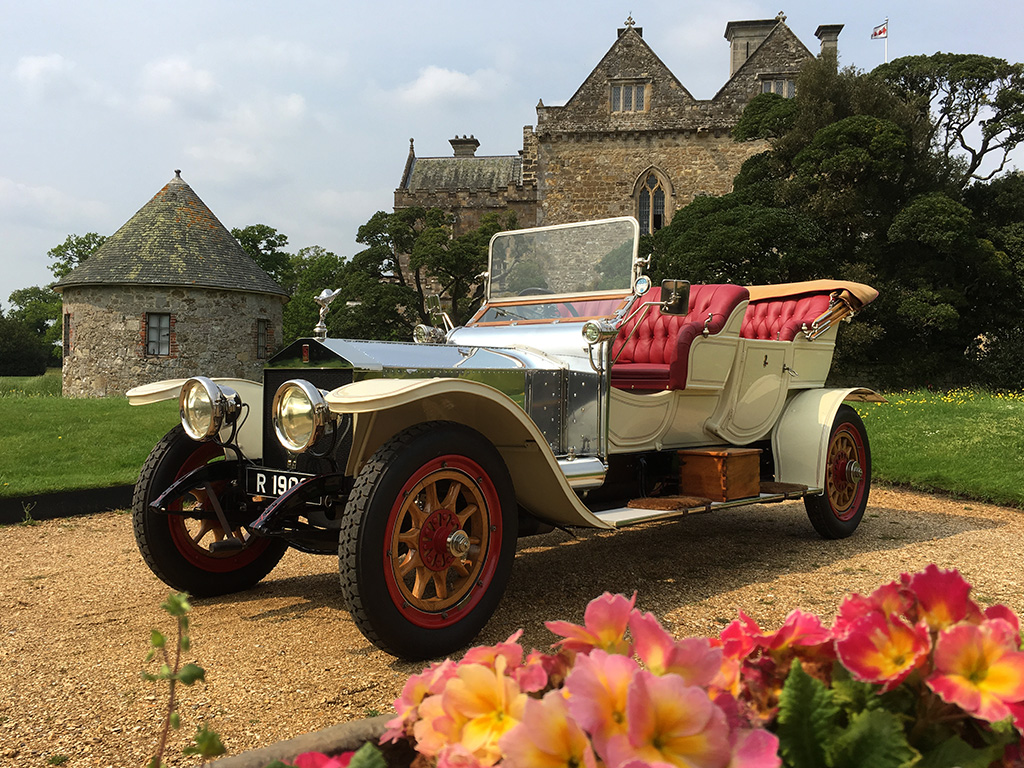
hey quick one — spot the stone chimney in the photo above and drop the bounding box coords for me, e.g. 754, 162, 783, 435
724, 16, 783, 76
814, 24, 844, 58
450, 135, 480, 158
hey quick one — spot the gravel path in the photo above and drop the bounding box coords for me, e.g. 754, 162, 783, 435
1, 487, 1022, 767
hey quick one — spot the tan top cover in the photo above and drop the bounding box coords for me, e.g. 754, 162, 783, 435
745, 280, 878, 310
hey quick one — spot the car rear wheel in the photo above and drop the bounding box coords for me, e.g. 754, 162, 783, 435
132, 425, 287, 596
339, 421, 517, 660
804, 405, 871, 539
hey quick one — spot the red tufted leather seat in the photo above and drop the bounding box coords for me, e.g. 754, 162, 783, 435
740, 293, 831, 341
611, 284, 750, 391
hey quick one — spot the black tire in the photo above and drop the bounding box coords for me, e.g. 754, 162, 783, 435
339, 421, 518, 660
132, 425, 288, 596
804, 405, 871, 539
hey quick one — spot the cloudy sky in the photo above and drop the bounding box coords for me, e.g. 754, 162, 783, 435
3, 0, 1022, 306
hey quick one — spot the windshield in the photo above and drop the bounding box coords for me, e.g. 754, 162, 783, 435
487, 218, 639, 299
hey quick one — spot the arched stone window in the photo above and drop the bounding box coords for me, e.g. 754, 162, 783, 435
636, 172, 668, 235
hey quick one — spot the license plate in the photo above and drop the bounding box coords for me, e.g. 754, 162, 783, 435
246, 467, 313, 498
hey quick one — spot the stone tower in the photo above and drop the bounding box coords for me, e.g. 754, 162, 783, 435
54, 171, 289, 398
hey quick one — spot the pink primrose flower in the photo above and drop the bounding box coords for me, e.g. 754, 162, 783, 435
462, 629, 525, 670
631, 610, 722, 686
727, 728, 781, 768
383, 658, 457, 742
499, 689, 598, 768
763, 610, 832, 653
564, 649, 638, 758
903, 564, 983, 632
835, 612, 931, 692
441, 656, 527, 765
720, 612, 762, 661
293, 752, 353, 768
606, 669, 731, 768
413, 692, 465, 758
546, 592, 636, 656
927, 618, 1024, 724
436, 742, 485, 768
832, 581, 914, 639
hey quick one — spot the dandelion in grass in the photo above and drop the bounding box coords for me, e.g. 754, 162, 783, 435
927, 618, 1024, 725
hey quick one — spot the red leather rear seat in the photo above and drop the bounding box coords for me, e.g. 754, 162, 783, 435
611, 284, 749, 391
740, 293, 831, 341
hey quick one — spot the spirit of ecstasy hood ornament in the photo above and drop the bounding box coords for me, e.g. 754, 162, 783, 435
313, 288, 343, 341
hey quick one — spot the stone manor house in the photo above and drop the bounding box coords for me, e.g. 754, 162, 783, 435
395, 13, 843, 235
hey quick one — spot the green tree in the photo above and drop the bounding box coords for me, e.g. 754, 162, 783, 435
6, 286, 62, 365
231, 224, 294, 291
0, 315, 49, 376
873, 53, 1024, 187
47, 232, 106, 279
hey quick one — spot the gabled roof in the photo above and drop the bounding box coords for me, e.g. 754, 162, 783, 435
402, 155, 522, 192
712, 20, 815, 102
54, 171, 288, 298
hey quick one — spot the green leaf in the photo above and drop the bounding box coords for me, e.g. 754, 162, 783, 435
830, 709, 914, 768
150, 630, 166, 649
170, 711, 180, 730
915, 734, 1006, 768
176, 663, 206, 686
349, 742, 388, 768
775, 661, 840, 768
162, 592, 191, 617
182, 723, 226, 759
180, 635, 191, 652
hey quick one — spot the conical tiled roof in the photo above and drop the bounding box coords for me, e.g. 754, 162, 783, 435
54, 171, 288, 297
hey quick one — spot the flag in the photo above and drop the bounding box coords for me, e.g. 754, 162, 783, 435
872, 21, 888, 39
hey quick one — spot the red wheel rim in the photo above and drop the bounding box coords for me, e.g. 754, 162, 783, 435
166, 442, 273, 572
382, 455, 502, 629
824, 422, 866, 521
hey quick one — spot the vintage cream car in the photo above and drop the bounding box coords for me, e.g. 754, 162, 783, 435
128, 217, 881, 660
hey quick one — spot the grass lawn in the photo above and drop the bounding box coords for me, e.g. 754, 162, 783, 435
854, 388, 1024, 508
1, 371, 179, 496
2, 372, 1023, 508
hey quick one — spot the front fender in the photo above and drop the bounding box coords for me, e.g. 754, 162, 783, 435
771, 387, 884, 488
324, 378, 614, 530
126, 378, 264, 460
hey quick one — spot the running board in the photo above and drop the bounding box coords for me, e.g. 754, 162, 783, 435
592, 486, 822, 528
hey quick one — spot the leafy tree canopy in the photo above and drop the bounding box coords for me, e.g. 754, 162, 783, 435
873, 53, 1024, 187
47, 232, 106, 279
231, 224, 294, 291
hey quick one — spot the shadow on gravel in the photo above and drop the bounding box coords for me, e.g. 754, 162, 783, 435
192, 497, 1003, 661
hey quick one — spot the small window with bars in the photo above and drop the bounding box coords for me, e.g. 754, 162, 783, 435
147, 313, 171, 356
611, 82, 647, 113
63, 313, 71, 357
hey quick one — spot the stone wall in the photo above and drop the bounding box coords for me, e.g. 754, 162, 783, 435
61, 285, 285, 398
536, 131, 767, 226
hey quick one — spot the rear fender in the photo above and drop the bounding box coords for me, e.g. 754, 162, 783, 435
126, 378, 264, 460
324, 378, 614, 530
771, 387, 884, 488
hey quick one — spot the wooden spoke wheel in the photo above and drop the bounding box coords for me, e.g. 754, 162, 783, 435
339, 422, 517, 660
133, 425, 287, 594
805, 405, 871, 539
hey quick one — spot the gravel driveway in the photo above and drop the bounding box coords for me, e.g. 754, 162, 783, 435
2, 487, 1022, 766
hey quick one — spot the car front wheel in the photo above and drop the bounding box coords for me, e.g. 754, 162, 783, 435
339, 421, 518, 660
132, 425, 288, 595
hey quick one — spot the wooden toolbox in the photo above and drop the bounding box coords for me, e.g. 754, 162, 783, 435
677, 447, 762, 502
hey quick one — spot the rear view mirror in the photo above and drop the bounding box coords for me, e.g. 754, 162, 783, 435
660, 279, 690, 315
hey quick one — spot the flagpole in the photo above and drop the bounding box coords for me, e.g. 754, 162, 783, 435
885, 17, 889, 63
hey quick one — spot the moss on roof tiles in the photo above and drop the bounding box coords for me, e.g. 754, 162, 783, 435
54, 172, 288, 297
404, 156, 520, 191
